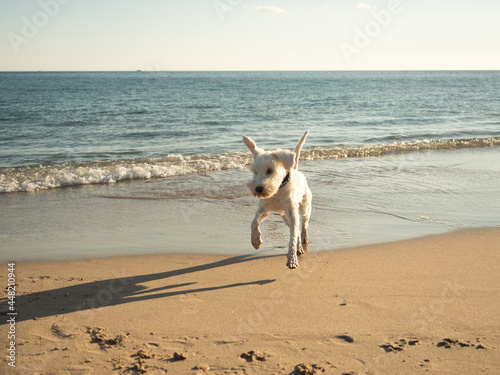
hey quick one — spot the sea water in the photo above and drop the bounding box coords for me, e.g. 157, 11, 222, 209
0, 71, 499, 261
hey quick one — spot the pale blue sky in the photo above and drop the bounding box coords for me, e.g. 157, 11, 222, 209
1, 0, 499, 71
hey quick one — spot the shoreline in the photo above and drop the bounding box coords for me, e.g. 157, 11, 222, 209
1, 227, 499, 374
10, 225, 498, 266
3, 146, 500, 265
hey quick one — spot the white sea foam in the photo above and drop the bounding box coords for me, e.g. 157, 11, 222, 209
301, 137, 500, 160
1, 137, 499, 193
0, 153, 252, 193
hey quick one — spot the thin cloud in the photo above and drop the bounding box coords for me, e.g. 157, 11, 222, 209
256, 6, 286, 14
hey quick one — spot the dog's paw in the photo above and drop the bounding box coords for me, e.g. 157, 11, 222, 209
297, 242, 308, 255
287, 256, 299, 269
251, 229, 262, 250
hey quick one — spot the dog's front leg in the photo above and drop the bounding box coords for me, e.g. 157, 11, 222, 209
251, 204, 270, 250
286, 207, 301, 269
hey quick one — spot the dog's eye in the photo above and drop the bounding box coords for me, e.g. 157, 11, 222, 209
266, 169, 273, 175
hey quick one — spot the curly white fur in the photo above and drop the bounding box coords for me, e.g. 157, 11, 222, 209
242, 130, 312, 269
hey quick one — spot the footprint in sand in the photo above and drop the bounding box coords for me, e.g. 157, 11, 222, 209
51, 322, 81, 339
417, 359, 432, 370
240, 350, 272, 362
88, 327, 130, 349
380, 338, 419, 353
436, 338, 488, 349
292, 363, 325, 375
335, 334, 355, 344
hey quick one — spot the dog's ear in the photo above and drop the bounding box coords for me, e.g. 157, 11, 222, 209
242, 135, 263, 157
273, 149, 296, 171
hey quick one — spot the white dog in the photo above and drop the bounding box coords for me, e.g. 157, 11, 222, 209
242, 130, 312, 269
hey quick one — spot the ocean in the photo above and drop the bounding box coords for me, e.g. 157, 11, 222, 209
1, 71, 499, 262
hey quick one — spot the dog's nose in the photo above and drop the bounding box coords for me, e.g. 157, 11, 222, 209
255, 186, 264, 194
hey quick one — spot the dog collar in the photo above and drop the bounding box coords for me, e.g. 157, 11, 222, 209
279, 172, 291, 189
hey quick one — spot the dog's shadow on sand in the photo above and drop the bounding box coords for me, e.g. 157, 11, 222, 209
0, 254, 279, 325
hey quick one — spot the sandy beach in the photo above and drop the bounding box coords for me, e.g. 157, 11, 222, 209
2, 2, 500, 373
1, 227, 499, 374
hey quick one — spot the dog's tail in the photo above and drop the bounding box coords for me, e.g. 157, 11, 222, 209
293, 130, 309, 170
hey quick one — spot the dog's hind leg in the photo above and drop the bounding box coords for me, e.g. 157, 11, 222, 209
299, 188, 312, 254
286, 207, 301, 269
282, 213, 305, 256
282, 213, 307, 255
282, 214, 291, 228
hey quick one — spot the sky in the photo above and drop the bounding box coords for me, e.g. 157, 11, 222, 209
1, 0, 499, 71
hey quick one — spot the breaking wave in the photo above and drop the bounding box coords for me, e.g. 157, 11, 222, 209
1, 137, 499, 193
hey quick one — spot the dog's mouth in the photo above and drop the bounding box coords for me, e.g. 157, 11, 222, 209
253, 189, 276, 199
253, 191, 266, 198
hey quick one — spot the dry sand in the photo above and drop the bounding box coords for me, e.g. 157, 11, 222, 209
1, 227, 499, 374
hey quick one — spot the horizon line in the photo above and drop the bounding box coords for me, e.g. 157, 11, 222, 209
1, 69, 499, 73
